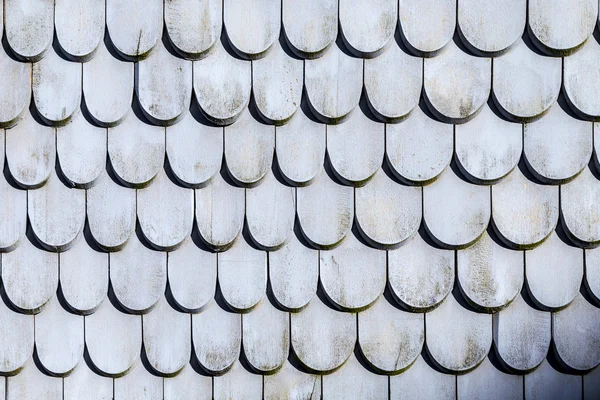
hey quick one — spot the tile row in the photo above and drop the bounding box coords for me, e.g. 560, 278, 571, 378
2, 112, 600, 252
5, 0, 598, 63
0, 282, 597, 395
0, 225, 600, 376
1, 221, 599, 334
3, 31, 600, 128
3, 354, 599, 400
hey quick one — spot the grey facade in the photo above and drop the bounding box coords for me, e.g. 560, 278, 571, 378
0, 0, 598, 398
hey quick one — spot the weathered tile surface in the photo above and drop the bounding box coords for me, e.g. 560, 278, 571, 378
0, 2, 597, 398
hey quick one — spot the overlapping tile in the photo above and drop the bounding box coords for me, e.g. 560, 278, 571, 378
0, 2, 597, 398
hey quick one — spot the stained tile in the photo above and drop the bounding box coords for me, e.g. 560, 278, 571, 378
358, 296, 424, 373
529, 0, 597, 55
523, 103, 592, 183
275, 110, 326, 186
493, 39, 561, 122
223, 0, 280, 59
399, 0, 455, 56
339, 0, 397, 57
564, 38, 600, 119
137, 168, 194, 250
455, 104, 522, 183
561, 166, 600, 247
457, 0, 526, 55
5, 111, 55, 189
85, 300, 141, 377
252, 42, 303, 124
493, 294, 550, 372
525, 232, 583, 310
0, 141, 27, 251
192, 302, 241, 374
106, 0, 163, 59
0, 45, 31, 128
491, 168, 558, 249
355, 169, 421, 249
0, 297, 33, 375
552, 293, 600, 371
388, 234, 454, 311
326, 108, 385, 185
55, 0, 105, 61
82, 41, 134, 127
282, 0, 337, 58
107, 112, 165, 187
142, 296, 191, 376
243, 300, 289, 373
457, 231, 523, 311
386, 106, 453, 184
28, 171, 86, 251
304, 44, 363, 123
5, 0, 54, 61
109, 234, 167, 313
291, 297, 356, 373
320, 232, 386, 311
34, 295, 84, 376
193, 42, 251, 125
364, 43, 422, 122
586, 247, 600, 302
425, 295, 492, 373
296, 168, 353, 249
164, 0, 222, 59
32, 50, 81, 126
137, 41, 192, 125
246, 170, 295, 250
424, 41, 491, 123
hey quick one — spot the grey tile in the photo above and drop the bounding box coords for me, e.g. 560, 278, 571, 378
164, 0, 222, 60
304, 44, 363, 123
339, 0, 397, 58
457, 0, 525, 56
399, 0, 455, 56
55, 0, 104, 61
282, 0, 337, 58
193, 41, 251, 125
5, 0, 53, 62
223, 0, 280, 59
109, 234, 167, 313
142, 296, 191, 376
492, 39, 561, 122
424, 41, 491, 123
106, 0, 163, 59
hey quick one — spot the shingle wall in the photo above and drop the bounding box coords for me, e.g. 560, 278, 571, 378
0, 0, 599, 399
